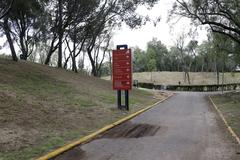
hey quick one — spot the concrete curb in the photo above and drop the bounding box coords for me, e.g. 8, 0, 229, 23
209, 96, 240, 145
36, 93, 174, 160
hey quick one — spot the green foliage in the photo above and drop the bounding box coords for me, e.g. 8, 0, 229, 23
133, 47, 147, 72
147, 38, 168, 71
133, 38, 169, 72
133, 34, 240, 73
147, 59, 157, 71
99, 62, 111, 76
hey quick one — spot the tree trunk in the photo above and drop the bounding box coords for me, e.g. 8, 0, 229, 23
216, 68, 220, 85
221, 68, 224, 94
72, 26, 78, 73
45, 50, 53, 65
71, 44, 77, 73
108, 51, 112, 80
201, 60, 204, 72
183, 64, 190, 84
19, 31, 28, 60
3, 17, 18, 61
57, 0, 63, 68
215, 58, 220, 85
221, 55, 225, 94
71, 57, 77, 73
87, 49, 97, 76
186, 71, 190, 84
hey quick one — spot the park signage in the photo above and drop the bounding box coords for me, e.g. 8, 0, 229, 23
112, 47, 132, 90
112, 45, 132, 110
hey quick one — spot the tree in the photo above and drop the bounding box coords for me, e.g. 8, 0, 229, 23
133, 47, 147, 72
171, 0, 240, 45
210, 33, 234, 84
168, 46, 182, 71
0, 0, 160, 76
146, 38, 168, 71
44, 0, 99, 67
0, 0, 17, 61
175, 32, 191, 84
0, 0, 13, 19
186, 40, 198, 72
99, 62, 111, 76
1, 16, 18, 61
0, 0, 46, 61
197, 41, 213, 72
84, 0, 159, 76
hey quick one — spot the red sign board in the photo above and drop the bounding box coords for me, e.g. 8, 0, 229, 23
112, 49, 132, 90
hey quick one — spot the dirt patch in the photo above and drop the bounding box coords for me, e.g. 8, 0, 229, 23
54, 147, 86, 160
102, 122, 160, 138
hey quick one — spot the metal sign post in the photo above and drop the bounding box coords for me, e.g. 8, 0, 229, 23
112, 45, 132, 110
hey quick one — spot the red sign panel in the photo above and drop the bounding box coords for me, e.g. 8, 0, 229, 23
112, 49, 132, 90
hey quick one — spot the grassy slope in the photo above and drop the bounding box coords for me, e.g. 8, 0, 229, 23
211, 92, 240, 139
103, 72, 240, 85
0, 59, 163, 160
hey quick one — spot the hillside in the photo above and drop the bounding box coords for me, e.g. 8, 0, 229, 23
0, 58, 165, 160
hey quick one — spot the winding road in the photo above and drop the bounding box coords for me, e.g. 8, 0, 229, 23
54, 92, 239, 160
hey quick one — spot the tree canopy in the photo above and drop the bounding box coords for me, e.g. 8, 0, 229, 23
0, 0, 159, 76
171, 0, 240, 45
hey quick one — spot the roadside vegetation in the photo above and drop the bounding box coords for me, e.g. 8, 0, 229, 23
0, 58, 166, 160
211, 92, 240, 139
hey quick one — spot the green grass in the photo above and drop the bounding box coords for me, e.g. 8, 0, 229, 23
0, 58, 163, 160
0, 128, 94, 160
211, 92, 240, 138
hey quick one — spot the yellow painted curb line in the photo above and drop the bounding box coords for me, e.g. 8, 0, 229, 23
209, 96, 240, 145
36, 93, 174, 160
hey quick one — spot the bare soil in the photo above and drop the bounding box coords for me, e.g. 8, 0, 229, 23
102, 122, 160, 138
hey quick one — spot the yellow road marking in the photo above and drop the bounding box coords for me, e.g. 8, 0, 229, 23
209, 96, 240, 145
36, 93, 174, 160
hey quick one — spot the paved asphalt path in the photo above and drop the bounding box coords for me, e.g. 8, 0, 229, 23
54, 92, 239, 160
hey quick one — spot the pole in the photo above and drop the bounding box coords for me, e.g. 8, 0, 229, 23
117, 90, 121, 109
125, 90, 129, 111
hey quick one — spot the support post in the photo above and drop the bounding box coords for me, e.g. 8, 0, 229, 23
117, 90, 121, 109
125, 90, 129, 110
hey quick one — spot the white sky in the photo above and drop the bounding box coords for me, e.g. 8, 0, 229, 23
112, 0, 208, 50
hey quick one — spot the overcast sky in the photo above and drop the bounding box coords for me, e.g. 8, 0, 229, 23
112, 0, 208, 50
